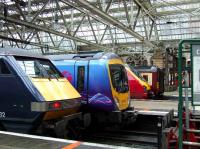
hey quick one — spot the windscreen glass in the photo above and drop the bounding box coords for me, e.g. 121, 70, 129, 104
132, 69, 147, 82
109, 64, 129, 93
129, 65, 147, 82
0, 59, 11, 75
16, 57, 63, 78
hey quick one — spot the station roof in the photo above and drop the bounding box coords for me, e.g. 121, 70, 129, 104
0, 0, 200, 54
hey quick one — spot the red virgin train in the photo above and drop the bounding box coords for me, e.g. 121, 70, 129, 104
125, 65, 153, 99
133, 66, 164, 97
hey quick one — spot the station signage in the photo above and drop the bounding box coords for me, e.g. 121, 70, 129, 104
192, 45, 200, 104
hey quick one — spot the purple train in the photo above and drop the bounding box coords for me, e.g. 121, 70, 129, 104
47, 52, 136, 123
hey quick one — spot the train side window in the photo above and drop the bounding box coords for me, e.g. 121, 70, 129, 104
0, 59, 11, 75
77, 66, 85, 92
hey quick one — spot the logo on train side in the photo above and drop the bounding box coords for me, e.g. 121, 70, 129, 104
62, 71, 72, 82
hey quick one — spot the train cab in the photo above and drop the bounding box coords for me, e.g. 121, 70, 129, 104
0, 48, 81, 136
48, 52, 130, 112
125, 65, 153, 99
133, 66, 164, 97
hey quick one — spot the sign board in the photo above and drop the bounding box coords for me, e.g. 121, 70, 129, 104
192, 45, 200, 104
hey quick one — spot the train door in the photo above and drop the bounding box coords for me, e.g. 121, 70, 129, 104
75, 61, 89, 104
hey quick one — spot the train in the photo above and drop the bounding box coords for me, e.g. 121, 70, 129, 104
0, 48, 83, 137
47, 52, 136, 123
125, 65, 153, 99
133, 66, 164, 97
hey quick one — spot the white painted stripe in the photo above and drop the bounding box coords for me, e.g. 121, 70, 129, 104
138, 110, 169, 114
0, 131, 75, 143
0, 131, 137, 149
82, 142, 136, 149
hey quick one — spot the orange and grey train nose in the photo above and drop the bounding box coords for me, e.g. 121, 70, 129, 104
31, 78, 81, 120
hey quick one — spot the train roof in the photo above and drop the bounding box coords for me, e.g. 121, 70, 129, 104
0, 48, 46, 59
132, 66, 159, 72
46, 52, 120, 61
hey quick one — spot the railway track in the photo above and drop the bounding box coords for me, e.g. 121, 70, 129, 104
82, 129, 158, 148
81, 109, 174, 148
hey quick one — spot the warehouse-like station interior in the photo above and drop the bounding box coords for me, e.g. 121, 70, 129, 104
0, 0, 200, 149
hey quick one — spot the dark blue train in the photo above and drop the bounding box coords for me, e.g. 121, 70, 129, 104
0, 48, 81, 136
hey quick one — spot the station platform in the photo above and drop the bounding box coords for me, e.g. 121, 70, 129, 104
0, 131, 133, 149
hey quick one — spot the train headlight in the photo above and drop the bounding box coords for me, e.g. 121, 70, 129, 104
49, 101, 62, 110
52, 102, 61, 109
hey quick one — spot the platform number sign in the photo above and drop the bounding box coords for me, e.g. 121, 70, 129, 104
192, 45, 200, 104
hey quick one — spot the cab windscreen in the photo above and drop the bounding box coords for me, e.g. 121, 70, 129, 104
109, 64, 129, 93
15, 57, 63, 79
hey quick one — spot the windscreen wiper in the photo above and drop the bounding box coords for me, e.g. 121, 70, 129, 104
35, 61, 51, 80
42, 66, 59, 81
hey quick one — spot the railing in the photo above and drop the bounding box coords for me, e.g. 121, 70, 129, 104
178, 39, 200, 149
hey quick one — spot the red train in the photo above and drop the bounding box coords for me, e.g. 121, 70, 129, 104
133, 66, 164, 97
125, 65, 153, 99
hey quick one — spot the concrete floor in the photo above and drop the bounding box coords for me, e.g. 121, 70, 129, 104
0, 131, 133, 149
130, 90, 200, 115
131, 91, 179, 112
131, 99, 178, 113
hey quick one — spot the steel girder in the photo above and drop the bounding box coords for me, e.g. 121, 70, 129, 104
70, 0, 157, 48
0, 14, 109, 50
0, 34, 71, 53
134, 0, 159, 41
